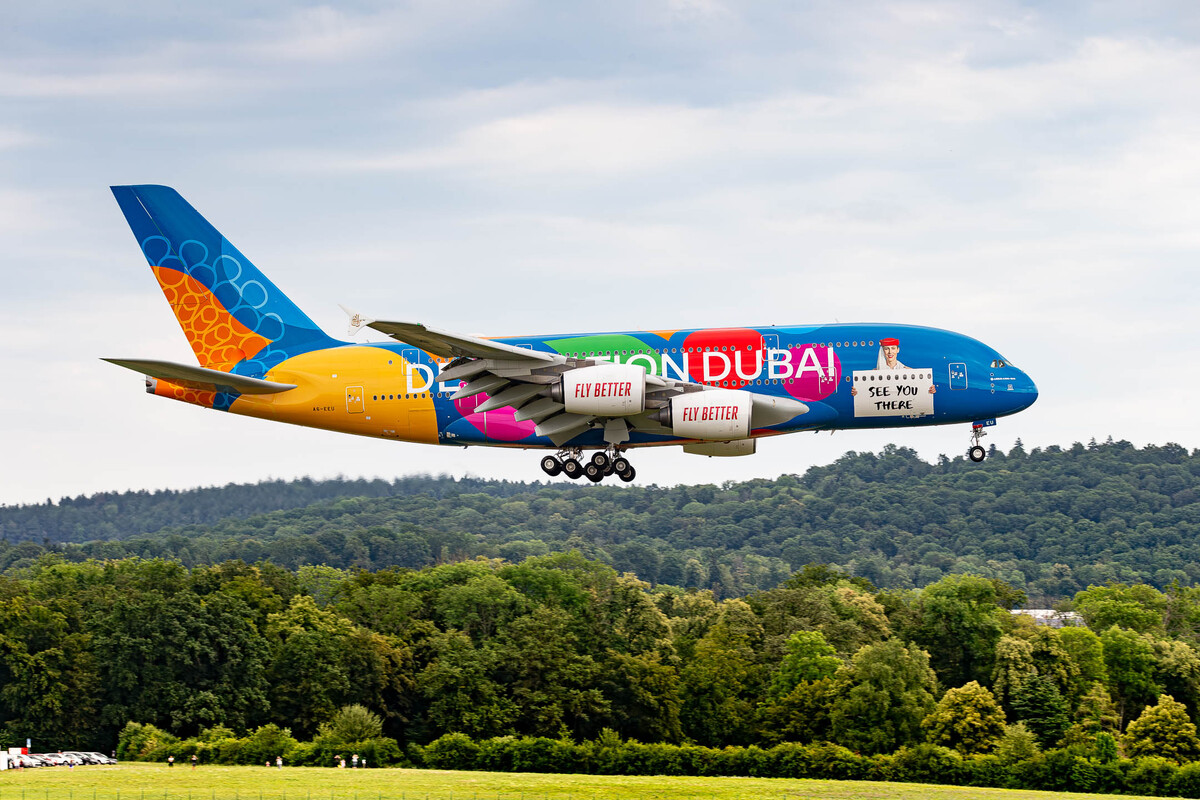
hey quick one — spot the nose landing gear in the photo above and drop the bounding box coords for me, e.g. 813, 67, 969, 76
968, 422, 989, 463
539, 447, 635, 482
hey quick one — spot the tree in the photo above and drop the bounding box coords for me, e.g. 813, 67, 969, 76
830, 639, 938, 754
317, 704, 383, 743
904, 575, 1007, 688
921, 681, 1006, 755
1100, 626, 1162, 726
1074, 583, 1166, 634
991, 635, 1036, 710
757, 677, 838, 745
679, 599, 763, 746
995, 722, 1040, 764
1124, 694, 1200, 762
1062, 682, 1120, 749
768, 630, 840, 698
1009, 674, 1070, 749
417, 631, 517, 739
1058, 626, 1107, 701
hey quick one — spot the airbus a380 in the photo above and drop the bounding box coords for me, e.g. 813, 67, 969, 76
106, 185, 1038, 483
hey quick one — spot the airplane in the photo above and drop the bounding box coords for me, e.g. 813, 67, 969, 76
106, 185, 1038, 483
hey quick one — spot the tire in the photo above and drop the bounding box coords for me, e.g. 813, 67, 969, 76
562, 458, 583, 479
612, 457, 631, 475
540, 455, 562, 476
969, 445, 986, 463
590, 451, 610, 469
584, 462, 603, 482
618, 466, 636, 482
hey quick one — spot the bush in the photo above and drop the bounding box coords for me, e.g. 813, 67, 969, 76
117, 722, 179, 761
1174, 761, 1200, 798
802, 742, 872, 781
1010, 749, 1096, 793
1126, 756, 1178, 797
240, 725, 299, 766
961, 754, 1006, 788
316, 705, 383, 744
888, 743, 964, 785
422, 733, 480, 770
507, 737, 580, 773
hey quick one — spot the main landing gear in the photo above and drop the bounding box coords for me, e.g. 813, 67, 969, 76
540, 447, 636, 483
968, 423, 988, 463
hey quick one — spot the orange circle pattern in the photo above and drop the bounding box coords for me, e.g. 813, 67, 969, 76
153, 266, 271, 370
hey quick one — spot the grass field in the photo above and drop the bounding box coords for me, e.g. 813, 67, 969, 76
0, 763, 1166, 800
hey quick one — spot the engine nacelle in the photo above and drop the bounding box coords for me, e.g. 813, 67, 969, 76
554, 363, 646, 416
657, 389, 752, 440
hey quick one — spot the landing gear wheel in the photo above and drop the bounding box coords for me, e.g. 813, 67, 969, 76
540, 455, 562, 477
562, 458, 583, 479
612, 457, 631, 475
584, 462, 604, 482
968, 445, 986, 463
590, 451, 610, 470
618, 465, 636, 482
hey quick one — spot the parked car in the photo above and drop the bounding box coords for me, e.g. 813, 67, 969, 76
79, 751, 116, 765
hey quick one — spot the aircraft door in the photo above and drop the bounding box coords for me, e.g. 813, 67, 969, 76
346, 386, 365, 413
949, 363, 967, 390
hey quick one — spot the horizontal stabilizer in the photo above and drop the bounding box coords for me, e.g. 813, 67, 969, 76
103, 358, 298, 395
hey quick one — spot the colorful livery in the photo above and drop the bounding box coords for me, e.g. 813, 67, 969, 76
107, 185, 1038, 482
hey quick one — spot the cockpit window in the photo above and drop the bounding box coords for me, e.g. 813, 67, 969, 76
990, 358, 1014, 369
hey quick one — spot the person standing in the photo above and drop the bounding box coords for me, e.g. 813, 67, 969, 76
276, 756, 283, 769
168, 755, 174, 768
191, 754, 198, 770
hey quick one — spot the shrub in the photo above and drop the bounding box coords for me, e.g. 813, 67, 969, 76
1126, 756, 1178, 797
316, 705, 383, 744
506, 737, 580, 773
422, 732, 480, 770
117, 722, 179, 761
888, 743, 964, 785
1173, 760, 1200, 798
961, 754, 1006, 788
1010, 749, 1096, 793
240, 724, 299, 766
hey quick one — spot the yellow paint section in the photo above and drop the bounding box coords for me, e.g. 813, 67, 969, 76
230, 346, 440, 444
152, 266, 270, 369
648, 329, 681, 341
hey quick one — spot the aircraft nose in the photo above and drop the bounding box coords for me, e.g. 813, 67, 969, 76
1013, 369, 1038, 412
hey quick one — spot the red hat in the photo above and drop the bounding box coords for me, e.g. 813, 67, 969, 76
880, 337, 899, 346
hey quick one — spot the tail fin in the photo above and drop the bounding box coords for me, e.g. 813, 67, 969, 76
111, 185, 336, 375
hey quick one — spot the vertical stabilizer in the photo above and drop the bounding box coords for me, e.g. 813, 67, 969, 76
111, 185, 336, 375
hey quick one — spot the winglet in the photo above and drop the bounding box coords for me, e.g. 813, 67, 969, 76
339, 304, 375, 338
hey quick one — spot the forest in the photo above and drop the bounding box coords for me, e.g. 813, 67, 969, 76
3, 439, 1200, 602
11, 553, 1200, 796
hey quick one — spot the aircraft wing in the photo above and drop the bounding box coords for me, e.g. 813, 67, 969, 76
360, 316, 808, 446
103, 358, 298, 395
366, 319, 560, 362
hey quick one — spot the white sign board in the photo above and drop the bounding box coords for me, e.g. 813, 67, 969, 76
852, 369, 935, 418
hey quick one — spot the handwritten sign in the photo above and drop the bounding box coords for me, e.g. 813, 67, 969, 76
852, 370, 935, 418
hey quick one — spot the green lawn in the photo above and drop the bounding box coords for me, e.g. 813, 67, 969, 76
0, 763, 1165, 800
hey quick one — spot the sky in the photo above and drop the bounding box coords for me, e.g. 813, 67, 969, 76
3, 1, 1200, 505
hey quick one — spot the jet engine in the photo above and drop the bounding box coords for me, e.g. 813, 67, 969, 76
653, 389, 809, 440
552, 363, 647, 416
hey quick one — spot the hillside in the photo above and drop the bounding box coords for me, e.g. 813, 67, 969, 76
3, 439, 1199, 601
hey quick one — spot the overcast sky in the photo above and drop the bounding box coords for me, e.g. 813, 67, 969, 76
3, 1, 1200, 505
